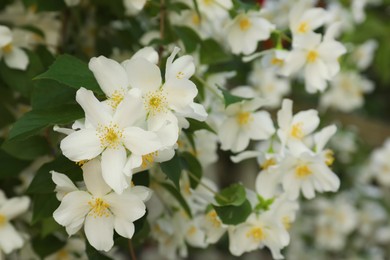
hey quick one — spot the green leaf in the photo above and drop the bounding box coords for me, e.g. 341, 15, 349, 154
173, 26, 201, 53
31, 79, 76, 109
215, 183, 246, 206
86, 242, 113, 260
180, 152, 202, 189
35, 54, 103, 95
200, 39, 231, 65
185, 118, 216, 134
1, 136, 51, 160
213, 199, 252, 225
168, 2, 191, 13
160, 151, 182, 189
159, 182, 192, 218
41, 217, 63, 238
132, 221, 151, 248
8, 104, 83, 141
27, 155, 82, 194
0, 146, 30, 179
32, 193, 60, 224
0, 102, 14, 128
31, 234, 66, 258
219, 87, 251, 108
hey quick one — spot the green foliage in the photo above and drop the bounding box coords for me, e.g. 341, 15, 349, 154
36, 54, 103, 95
219, 87, 251, 107
200, 39, 231, 65
160, 151, 182, 189
215, 183, 246, 206
159, 182, 193, 218
180, 151, 202, 189
173, 26, 201, 53
31, 234, 66, 258
1, 136, 51, 160
185, 118, 216, 134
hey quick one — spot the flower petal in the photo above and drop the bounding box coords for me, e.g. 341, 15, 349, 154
104, 192, 146, 222
0, 197, 29, 220
82, 159, 112, 197
84, 213, 114, 252
0, 223, 24, 254
164, 78, 198, 112
122, 58, 161, 92
76, 88, 111, 127
131, 47, 158, 64
114, 217, 135, 239
0, 26, 12, 47
88, 56, 129, 97
51, 171, 78, 200
60, 129, 103, 162
101, 147, 128, 194
122, 127, 161, 155
4, 47, 29, 70
113, 88, 146, 129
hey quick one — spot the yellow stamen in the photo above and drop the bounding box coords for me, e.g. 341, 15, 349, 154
246, 227, 265, 241
324, 149, 334, 166
144, 90, 168, 116
207, 210, 221, 228
187, 226, 197, 236
192, 14, 201, 25
56, 249, 69, 260
290, 123, 304, 139
271, 57, 284, 67
236, 112, 252, 126
295, 164, 312, 178
97, 123, 123, 149
109, 90, 125, 109
88, 198, 110, 218
261, 158, 276, 170
297, 22, 309, 33
239, 17, 251, 31
306, 50, 318, 63
76, 160, 89, 167
2, 43, 13, 54
141, 151, 159, 168
0, 215, 7, 226
282, 216, 291, 230
203, 0, 213, 5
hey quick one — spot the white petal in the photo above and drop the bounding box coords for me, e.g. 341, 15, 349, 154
165, 47, 180, 80
128, 186, 152, 202
219, 118, 240, 151
277, 99, 293, 129
76, 88, 111, 127
88, 56, 129, 97
248, 111, 275, 140
53, 191, 90, 229
113, 89, 146, 129
122, 58, 161, 92
82, 159, 112, 196
155, 120, 179, 147
0, 197, 29, 220
123, 154, 142, 175
0, 26, 12, 47
84, 214, 114, 252
101, 147, 128, 194
60, 129, 103, 162
122, 127, 161, 155
51, 171, 78, 200
164, 78, 198, 112
114, 217, 135, 239
104, 193, 146, 222
166, 55, 195, 81
131, 47, 159, 64
4, 47, 29, 70
255, 170, 282, 199
0, 223, 24, 254
314, 125, 337, 152
280, 50, 306, 76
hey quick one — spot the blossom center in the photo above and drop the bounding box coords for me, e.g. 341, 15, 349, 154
261, 158, 276, 170
141, 151, 159, 168
306, 50, 319, 63
271, 57, 284, 66
203, 0, 213, 5
282, 216, 291, 230
246, 227, 265, 241
0, 214, 7, 226
236, 112, 252, 126
295, 164, 312, 178
207, 210, 221, 228
297, 21, 309, 33
88, 198, 110, 218
187, 226, 197, 236
290, 122, 304, 139
109, 89, 125, 109
239, 17, 251, 31
97, 123, 123, 149
144, 90, 168, 116
324, 149, 334, 166
2, 43, 13, 54
192, 14, 201, 25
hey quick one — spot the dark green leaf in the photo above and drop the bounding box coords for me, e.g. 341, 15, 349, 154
185, 118, 216, 134
1, 136, 51, 160
219, 87, 251, 107
31, 79, 76, 109
173, 26, 201, 53
35, 54, 103, 95
180, 152, 202, 189
213, 199, 252, 225
8, 104, 83, 141
160, 151, 182, 189
0, 147, 30, 179
86, 242, 113, 260
32, 193, 60, 224
0, 102, 14, 128
168, 2, 191, 13
159, 182, 192, 218
200, 39, 231, 65
32, 234, 66, 258
41, 217, 63, 238
27, 155, 82, 194
215, 183, 246, 206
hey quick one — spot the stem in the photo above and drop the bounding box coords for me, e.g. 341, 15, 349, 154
158, 0, 166, 64
128, 239, 137, 260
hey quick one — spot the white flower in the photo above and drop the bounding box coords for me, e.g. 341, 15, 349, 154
369, 139, 390, 186
255, 153, 283, 199
226, 12, 275, 55
197, 0, 232, 20
351, 39, 378, 70
53, 159, 151, 251
123, 0, 146, 15
289, 3, 329, 36
320, 71, 374, 112
60, 87, 162, 194
0, 25, 29, 70
0, 191, 30, 255
228, 212, 289, 259
277, 99, 319, 155
219, 88, 275, 153
281, 27, 346, 93
199, 209, 227, 244
64, 0, 80, 6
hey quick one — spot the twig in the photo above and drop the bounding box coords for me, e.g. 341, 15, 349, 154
128, 239, 137, 260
